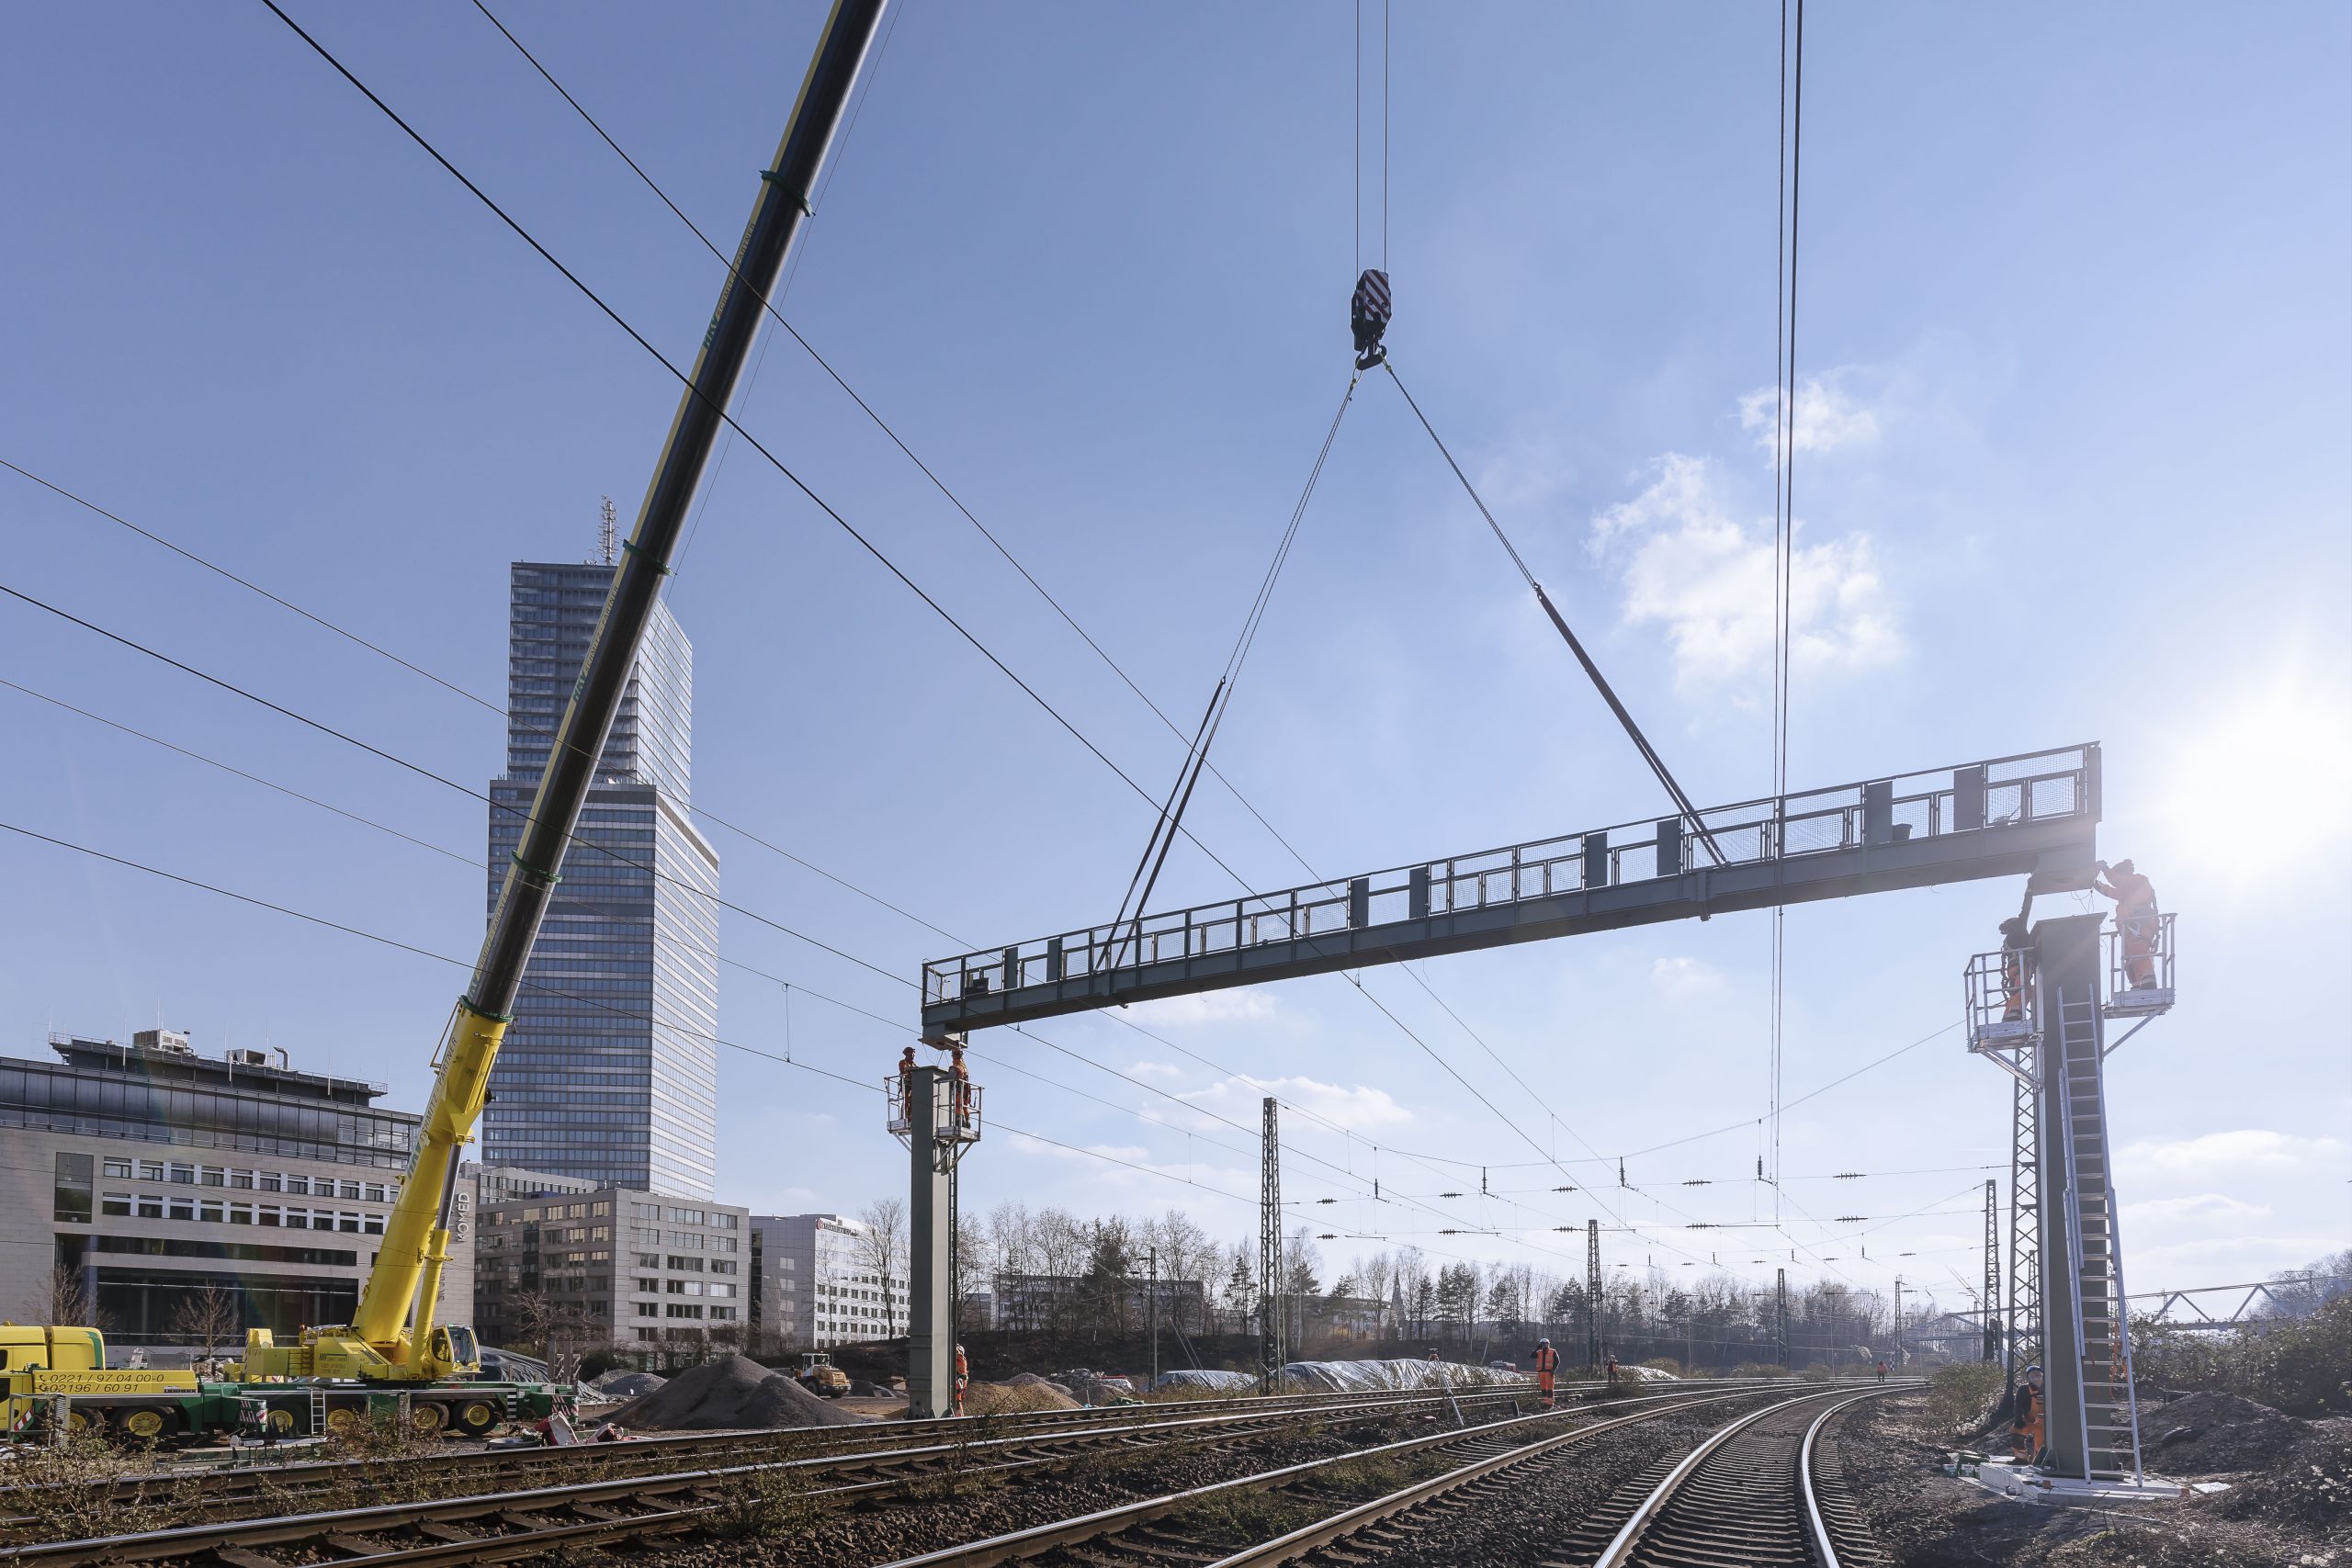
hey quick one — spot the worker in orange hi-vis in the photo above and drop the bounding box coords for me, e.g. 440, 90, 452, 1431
1529, 1337, 1560, 1408
949, 1042, 974, 1128
954, 1343, 969, 1416
2011, 1364, 2046, 1463
1998, 916, 2033, 1022
2092, 858, 2161, 989
1604, 1353, 1619, 1384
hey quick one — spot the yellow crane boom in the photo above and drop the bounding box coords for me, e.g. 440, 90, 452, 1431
245, 0, 893, 1383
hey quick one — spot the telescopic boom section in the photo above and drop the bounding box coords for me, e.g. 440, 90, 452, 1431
348, 0, 893, 1364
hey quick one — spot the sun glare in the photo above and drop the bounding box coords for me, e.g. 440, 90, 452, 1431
2157, 673, 2352, 886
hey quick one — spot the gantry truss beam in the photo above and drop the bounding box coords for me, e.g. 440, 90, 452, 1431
923, 744, 2101, 1034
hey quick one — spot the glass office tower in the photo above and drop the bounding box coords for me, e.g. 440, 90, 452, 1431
484, 561, 719, 1198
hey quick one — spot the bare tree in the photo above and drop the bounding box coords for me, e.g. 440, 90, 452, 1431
166, 1284, 243, 1362
857, 1199, 909, 1336
1149, 1210, 1212, 1335
47, 1263, 98, 1328
509, 1291, 594, 1382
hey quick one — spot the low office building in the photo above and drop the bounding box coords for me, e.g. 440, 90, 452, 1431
467, 1163, 599, 1204
750, 1213, 908, 1350
474, 1188, 748, 1357
0, 1030, 473, 1351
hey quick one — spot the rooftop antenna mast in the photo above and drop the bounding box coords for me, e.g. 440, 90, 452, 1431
598, 496, 617, 567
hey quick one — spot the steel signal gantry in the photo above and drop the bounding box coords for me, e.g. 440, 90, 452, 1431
923, 745, 2101, 1035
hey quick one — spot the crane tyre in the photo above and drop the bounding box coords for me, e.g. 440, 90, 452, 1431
453, 1397, 501, 1436
112, 1405, 175, 1442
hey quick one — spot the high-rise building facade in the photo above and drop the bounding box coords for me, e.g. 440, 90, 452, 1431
485, 560, 719, 1198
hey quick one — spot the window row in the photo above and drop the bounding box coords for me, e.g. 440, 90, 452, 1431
98, 1193, 383, 1233
98, 1157, 390, 1201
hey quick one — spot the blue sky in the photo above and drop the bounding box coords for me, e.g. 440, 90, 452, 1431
4, 2, 2346, 1313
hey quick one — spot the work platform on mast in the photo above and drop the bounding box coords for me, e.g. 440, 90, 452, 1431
922, 742, 2100, 1036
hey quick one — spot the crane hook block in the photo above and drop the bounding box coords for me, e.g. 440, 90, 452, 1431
1351, 269, 1392, 369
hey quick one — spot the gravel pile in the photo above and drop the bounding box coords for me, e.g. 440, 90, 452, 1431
608, 1355, 864, 1430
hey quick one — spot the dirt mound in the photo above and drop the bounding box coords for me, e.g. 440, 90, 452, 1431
608, 1355, 863, 1430
1006, 1372, 1080, 1403
846, 1379, 895, 1398
2197, 1416, 2352, 1532
2145, 1390, 2301, 1473
966, 1380, 1079, 1414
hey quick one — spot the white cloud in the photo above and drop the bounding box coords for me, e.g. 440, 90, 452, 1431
2115, 1129, 2347, 1186
1123, 990, 1281, 1029
1651, 956, 1724, 996
1128, 1060, 1186, 1079
1182, 1074, 1412, 1131
2123, 1193, 2271, 1228
1737, 374, 1881, 456
1589, 455, 1901, 693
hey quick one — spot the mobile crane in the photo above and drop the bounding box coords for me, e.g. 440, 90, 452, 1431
4, 0, 892, 1445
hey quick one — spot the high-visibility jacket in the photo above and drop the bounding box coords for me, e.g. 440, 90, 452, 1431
1532, 1347, 1559, 1374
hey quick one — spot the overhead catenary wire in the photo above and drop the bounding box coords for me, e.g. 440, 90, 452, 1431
180, 10, 1680, 1251
62, 11, 1884, 1280
0, 815, 1263, 1209
1768, 0, 1808, 1231
0, 670, 1588, 1254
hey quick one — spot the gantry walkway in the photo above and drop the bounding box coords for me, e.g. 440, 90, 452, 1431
923, 743, 2099, 1034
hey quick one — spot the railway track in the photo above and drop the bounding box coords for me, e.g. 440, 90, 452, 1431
876, 1381, 1826, 1568
1566, 1385, 1901, 1568
882, 1381, 1905, 1568
0, 1380, 1589, 1564
0, 1382, 1555, 1542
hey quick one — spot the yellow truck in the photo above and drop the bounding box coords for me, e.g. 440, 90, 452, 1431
1, 1325, 198, 1441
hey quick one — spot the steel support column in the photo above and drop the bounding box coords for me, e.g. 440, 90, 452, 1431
1260, 1098, 1283, 1389
907, 1066, 955, 1418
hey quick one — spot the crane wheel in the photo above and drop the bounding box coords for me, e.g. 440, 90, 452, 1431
408, 1401, 450, 1437
112, 1405, 173, 1442
324, 1404, 363, 1438
266, 1406, 300, 1436
453, 1398, 501, 1437
63, 1406, 101, 1437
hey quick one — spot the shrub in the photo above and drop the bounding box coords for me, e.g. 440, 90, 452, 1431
1925, 1362, 2005, 1438
2130, 1296, 2352, 1417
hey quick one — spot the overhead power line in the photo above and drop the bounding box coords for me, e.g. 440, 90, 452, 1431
393, 0, 1664, 1215
0, 814, 1260, 1208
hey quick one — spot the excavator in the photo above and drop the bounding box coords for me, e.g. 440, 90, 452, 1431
4, 0, 891, 1445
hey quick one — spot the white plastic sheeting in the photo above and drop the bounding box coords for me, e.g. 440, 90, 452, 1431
1150, 1369, 1257, 1393
1280, 1358, 1527, 1392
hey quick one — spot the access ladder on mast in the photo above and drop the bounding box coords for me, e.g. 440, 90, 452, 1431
2052, 986, 2141, 1480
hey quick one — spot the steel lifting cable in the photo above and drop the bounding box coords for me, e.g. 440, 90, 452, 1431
1382, 362, 1727, 865
1102, 373, 1361, 969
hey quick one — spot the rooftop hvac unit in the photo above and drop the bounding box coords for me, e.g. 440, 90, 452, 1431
134, 1028, 192, 1055
226, 1048, 269, 1066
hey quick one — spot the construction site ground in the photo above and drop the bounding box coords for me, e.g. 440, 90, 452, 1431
1832, 1386, 2351, 1565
